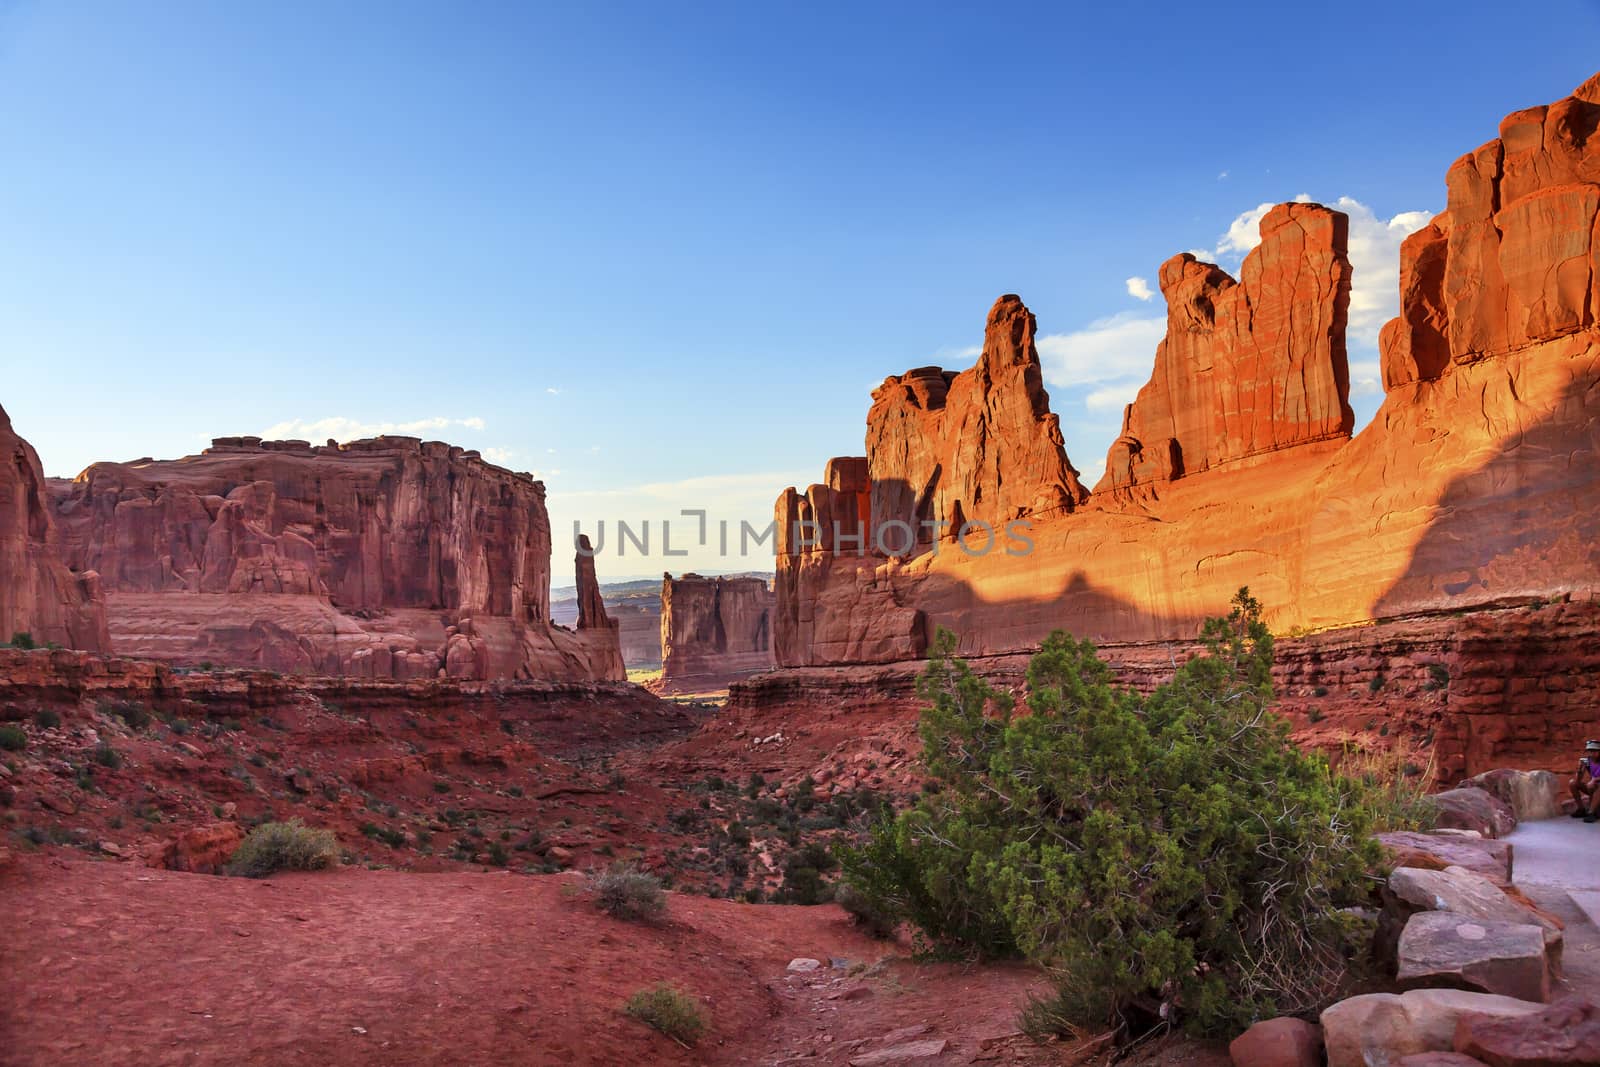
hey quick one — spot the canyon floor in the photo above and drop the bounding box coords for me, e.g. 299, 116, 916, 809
4, 645, 1598, 1065
0, 660, 1231, 1067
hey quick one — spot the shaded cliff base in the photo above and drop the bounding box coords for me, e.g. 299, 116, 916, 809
732, 599, 1600, 784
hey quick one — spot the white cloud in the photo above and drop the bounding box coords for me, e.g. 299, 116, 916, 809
1192, 194, 1433, 349
1348, 359, 1383, 397
1074, 456, 1106, 486
1217, 170, 1229, 181
482, 447, 515, 465
1085, 382, 1143, 412
1038, 312, 1165, 390
546, 388, 561, 395
259, 415, 489, 442
1215, 201, 1277, 257
1125, 276, 1154, 302
1336, 198, 1433, 348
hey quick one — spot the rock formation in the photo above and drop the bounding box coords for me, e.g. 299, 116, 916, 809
758, 73, 1600, 774
1381, 72, 1600, 384
1099, 202, 1354, 494
659, 573, 774, 692
868, 295, 1089, 550
41, 435, 622, 681
0, 404, 108, 651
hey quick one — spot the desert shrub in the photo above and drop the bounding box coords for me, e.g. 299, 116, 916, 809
33, 707, 61, 729
91, 742, 122, 768
589, 862, 666, 921
834, 882, 897, 938
8, 631, 35, 649
624, 983, 706, 1045
777, 840, 836, 904
226, 819, 339, 878
99, 698, 151, 730
1339, 741, 1437, 832
1426, 663, 1450, 690
839, 590, 1381, 1038
0, 725, 27, 751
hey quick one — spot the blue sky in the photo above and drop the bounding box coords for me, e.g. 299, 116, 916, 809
3, 1, 1597, 577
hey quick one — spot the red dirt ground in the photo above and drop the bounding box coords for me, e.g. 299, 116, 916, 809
0, 850, 1232, 1067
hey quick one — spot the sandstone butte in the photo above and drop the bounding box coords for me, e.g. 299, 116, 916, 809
764, 72, 1600, 776
1, 429, 624, 682
658, 572, 775, 693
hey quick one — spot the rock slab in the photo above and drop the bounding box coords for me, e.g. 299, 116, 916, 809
1396, 911, 1549, 1003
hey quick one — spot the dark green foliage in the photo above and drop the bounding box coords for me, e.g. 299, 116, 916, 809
834, 882, 897, 938
360, 822, 406, 848
777, 840, 836, 904
0, 725, 26, 751
33, 708, 61, 729
1368, 673, 1386, 694
624, 983, 706, 1045
226, 819, 339, 877
1426, 663, 1450, 690
91, 742, 122, 769
99, 699, 151, 730
8, 631, 35, 649
839, 590, 1380, 1038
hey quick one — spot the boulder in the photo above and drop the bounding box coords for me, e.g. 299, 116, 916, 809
143, 821, 244, 875
1429, 789, 1518, 839
848, 1039, 949, 1066
1455, 997, 1600, 1066
1229, 1017, 1322, 1067
1461, 770, 1566, 823
1322, 990, 1545, 1067
1389, 866, 1563, 968
1396, 912, 1549, 1003
1398, 1056, 1489, 1067
1377, 831, 1514, 884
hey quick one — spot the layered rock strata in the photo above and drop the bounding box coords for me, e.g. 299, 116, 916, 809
659, 573, 774, 692
42, 435, 622, 681
0, 404, 108, 651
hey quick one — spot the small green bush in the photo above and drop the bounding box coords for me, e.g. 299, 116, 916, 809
8, 631, 35, 650
227, 819, 340, 878
0, 725, 26, 751
91, 742, 122, 768
589, 862, 666, 921
840, 590, 1381, 1038
1426, 663, 1450, 691
624, 983, 706, 1045
33, 707, 61, 729
777, 841, 836, 904
99, 699, 151, 730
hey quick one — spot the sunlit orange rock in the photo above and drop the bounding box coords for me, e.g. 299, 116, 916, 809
763, 71, 1600, 783
1099, 202, 1354, 496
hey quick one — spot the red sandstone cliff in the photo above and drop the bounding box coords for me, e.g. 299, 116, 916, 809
0, 405, 108, 651
1099, 202, 1354, 494
41, 435, 622, 681
659, 573, 774, 692
769, 73, 1600, 702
